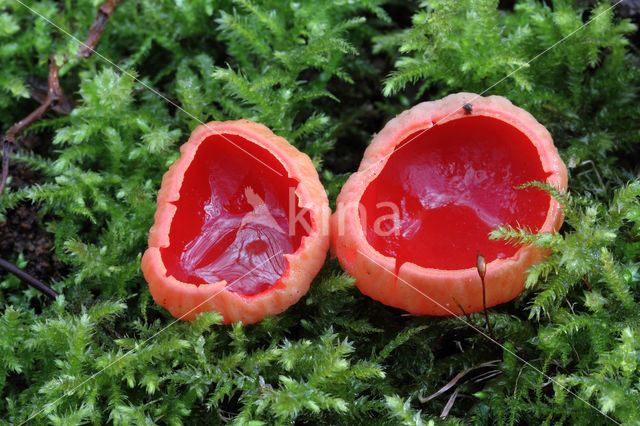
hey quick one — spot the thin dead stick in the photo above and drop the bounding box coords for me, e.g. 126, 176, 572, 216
439, 388, 459, 419
513, 364, 526, 396
451, 295, 472, 324
0, 257, 59, 300
28, 77, 73, 114
477, 254, 494, 339
469, 369, 502, 383
0, 0, 122, 196
2, 57, 65, 146
78, 0, 123, 58
0, 56, 67, 196
0, 142, 12, 195
583, 275, 592, 291
418, 360, 500, 403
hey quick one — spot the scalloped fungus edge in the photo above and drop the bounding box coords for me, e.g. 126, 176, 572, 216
330, 92, 568, 316
142, 120, 331, 324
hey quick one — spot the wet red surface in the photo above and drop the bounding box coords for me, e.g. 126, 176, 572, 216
361, 116, 551, 271
161, 134, 310, 296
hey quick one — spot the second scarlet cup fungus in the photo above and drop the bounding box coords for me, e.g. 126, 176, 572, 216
143, 93, 567, 324
331, 93, 568, 316
142, 120, 330, 324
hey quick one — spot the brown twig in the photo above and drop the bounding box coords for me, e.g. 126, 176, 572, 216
0, 257, 59, 300
78, 0, 123, 58
418, 360, 500, 403
1, 0, 124, 196
439, 388, 459, 419
2, 57, 64, 146
477, 254, 494, 339
0, 1, 124, 309
28, 77, 74, 114
583, 275, 592, 291
0, 142, 12, 195
0, 56, 67, 196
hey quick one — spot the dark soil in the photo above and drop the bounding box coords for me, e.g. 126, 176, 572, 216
0, 159, 66, 283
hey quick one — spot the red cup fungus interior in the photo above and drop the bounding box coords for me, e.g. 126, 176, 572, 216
161, 133, 310, 296
361, 115, 552, 272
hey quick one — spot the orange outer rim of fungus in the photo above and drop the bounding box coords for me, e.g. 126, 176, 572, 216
142, 120, 330, 324
330, 92, 568, 316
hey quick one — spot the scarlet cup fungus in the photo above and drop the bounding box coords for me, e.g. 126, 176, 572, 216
331, 93, 568, 316
142, 120, 330, 324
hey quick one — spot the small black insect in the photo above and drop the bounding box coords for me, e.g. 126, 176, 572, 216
463, 103, 473, 114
